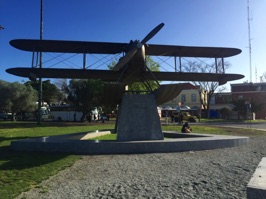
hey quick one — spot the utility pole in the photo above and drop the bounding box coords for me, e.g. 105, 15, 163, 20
37, 0, 43, 124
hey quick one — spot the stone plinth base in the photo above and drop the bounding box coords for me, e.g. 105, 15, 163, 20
116, 94, 163, 141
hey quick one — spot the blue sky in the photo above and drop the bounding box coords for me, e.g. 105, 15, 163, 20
1, 0, 265, 90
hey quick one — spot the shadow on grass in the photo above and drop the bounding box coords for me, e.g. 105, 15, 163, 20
0, 145, 72, 170
0, 128, 114, 170
0, 136, 31, 143
0, 133, 81, 171
0, 121, 115, 129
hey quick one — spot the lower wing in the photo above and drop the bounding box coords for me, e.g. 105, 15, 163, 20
144, 71, 244, 85
6, 67, 121, 82
6, 67, 244, 85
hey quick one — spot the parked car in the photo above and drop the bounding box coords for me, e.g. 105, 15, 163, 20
100, 115, 107, 121
173, 111, 197, 122
182, 112, 197, 122
1, 113, 16, 121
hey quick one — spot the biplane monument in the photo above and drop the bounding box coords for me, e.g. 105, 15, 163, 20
7, 23, 248, 154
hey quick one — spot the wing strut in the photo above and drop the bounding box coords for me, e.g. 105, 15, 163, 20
31, 51, 35, 68
215, 58, 218, 73
83, 53, 86, 69
179, 57, 182, 72
222, 57, 225, 73
31, 51, 39, 68
173, 56, 182, 72
174, 56, 177, 72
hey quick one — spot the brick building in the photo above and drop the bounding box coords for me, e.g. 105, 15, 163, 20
231, 83, 266, 119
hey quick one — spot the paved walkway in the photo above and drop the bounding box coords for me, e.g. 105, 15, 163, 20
16, 136, 266, 199
205, 122, 266, 131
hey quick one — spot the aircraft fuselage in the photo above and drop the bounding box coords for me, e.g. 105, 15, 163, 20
119, 41, 146, 84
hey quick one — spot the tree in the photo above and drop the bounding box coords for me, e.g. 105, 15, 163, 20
261, 72, 266, 82
184, 59, 230, 118
0, 80, 11, 112
219, 107, 231, 119
66, 79, 104, 121
108, 56, 160, 91
25, 80, 64, 106
0, 80, 37, 120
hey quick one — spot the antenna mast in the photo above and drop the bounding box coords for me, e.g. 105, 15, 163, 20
247, 0, 252, 83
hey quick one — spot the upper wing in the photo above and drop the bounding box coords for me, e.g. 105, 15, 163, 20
10, 39, 241, 58
10, 39, 128, 54
6, 67, 122, 81
146, 44, 241, 58
144, 71, 244, 85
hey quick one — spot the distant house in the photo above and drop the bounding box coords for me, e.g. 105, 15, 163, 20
159, 82, 266, 120
160, 83, 201, 117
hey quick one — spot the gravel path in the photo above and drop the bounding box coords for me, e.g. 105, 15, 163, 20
16, 136, 266, 199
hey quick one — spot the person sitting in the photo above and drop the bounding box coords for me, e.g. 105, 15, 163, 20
181, 122, 192, 133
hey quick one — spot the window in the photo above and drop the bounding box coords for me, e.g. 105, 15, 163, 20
181, 94, 186, 103
224, 95, 232, 103
191, 94, 196, 102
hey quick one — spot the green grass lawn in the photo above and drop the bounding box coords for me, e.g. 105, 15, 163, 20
0, 121, 114, 199
1, 120, 266, 199
162, 124, 266, 136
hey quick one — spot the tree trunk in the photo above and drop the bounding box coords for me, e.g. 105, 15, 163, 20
12, 112, 16, 121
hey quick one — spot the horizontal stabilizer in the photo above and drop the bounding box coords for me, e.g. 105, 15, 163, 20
154, 83, 186, 105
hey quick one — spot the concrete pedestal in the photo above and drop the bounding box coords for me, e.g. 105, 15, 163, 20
247, 157, 266, 199
116, 94, 163, 141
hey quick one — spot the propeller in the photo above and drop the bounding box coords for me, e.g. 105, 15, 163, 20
113, 23, 164, 71
113, 47, 139, 71
141, 23, 164, 44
